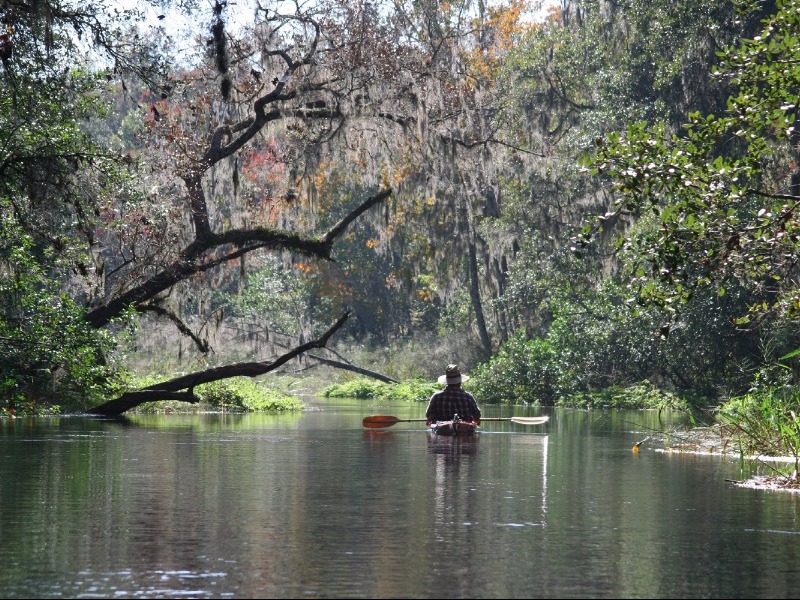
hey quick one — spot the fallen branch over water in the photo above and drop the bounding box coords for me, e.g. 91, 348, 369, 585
87, 312, 351, 416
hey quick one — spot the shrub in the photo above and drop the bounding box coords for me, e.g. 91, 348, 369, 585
323, 379, 386, 399
559, 380, 688, 410
322, 378, 439, 402
380, 380, 440, 402
125, 376, 303, 413
470, 332, 559, 405
198, 379, 304, 411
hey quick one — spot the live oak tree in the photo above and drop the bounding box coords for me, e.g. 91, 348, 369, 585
2, 1, 398, 412
2, 0, 530, 413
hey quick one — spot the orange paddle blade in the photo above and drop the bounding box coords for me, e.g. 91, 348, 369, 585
362, 415, 402, 428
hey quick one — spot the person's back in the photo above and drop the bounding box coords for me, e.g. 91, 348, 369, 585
425, 365, 481, 423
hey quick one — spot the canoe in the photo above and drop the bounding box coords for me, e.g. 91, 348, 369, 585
428, 419, 479, 436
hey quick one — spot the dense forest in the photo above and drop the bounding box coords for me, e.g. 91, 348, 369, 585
2, 0, 799, 425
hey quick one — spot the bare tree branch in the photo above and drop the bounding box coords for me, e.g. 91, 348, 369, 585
306, 354, 398, 383
138, 304, 210, 353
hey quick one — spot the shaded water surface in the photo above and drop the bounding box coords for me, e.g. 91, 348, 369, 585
1, 403, 799, 598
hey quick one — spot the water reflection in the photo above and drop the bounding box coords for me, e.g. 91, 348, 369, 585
2, 409, 800, 598
427, 431, 480, 459
361, 429, 394, 442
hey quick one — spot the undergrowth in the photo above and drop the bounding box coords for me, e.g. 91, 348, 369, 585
322, 378, 439, 402
558, 381, 691, 410
126, 375, 303, 413
717, 387, 800, 475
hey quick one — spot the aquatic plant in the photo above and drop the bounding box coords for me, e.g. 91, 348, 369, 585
717, 388, 800, 476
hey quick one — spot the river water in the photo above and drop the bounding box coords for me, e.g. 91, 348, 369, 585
1, 400, 799, 599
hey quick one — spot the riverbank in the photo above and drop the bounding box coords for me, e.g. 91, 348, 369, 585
648, 424, 800, 492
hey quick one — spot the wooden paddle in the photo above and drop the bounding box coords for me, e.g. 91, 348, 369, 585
361, 415, 550, 428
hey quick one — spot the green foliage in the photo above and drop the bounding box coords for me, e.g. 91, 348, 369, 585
477, 260, 761, 405
128, 376, 303, 413
560, 381, 689, 410
381, 380, 441, 402
543, 277, 658, 393
545, 269, 765, 399
471, 331, 559, 405
717, 387, 800, 472
0, 377, 62, 417
583, 0, 800, 322
197, 379, 304, 412
322, 378, 439, 402
323, 379, 385, 399
0, 216, 129, 410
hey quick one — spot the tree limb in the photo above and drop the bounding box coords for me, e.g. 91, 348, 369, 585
321, 188, 392, 245
138, 304, 209, 353
306, 354, 398, 383
87, 311, 351, 416
86, 189, 391, 328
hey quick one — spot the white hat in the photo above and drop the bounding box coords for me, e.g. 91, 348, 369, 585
438, 364, 469, 385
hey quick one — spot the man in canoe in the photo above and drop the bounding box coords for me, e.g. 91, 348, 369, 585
426, 364, 481, 424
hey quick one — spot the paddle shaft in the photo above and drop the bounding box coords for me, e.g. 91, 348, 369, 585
361, 415, 549, 428
481, 417, 549, 424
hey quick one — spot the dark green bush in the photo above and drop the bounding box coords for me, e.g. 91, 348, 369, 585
471, 331, 560, 405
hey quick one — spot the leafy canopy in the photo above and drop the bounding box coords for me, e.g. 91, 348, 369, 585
583, 0, 800, 324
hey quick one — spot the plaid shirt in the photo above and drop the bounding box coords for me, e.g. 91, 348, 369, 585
425, 386, 481, 422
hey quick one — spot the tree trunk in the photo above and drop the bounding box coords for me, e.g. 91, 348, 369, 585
467, 236, 492, 357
